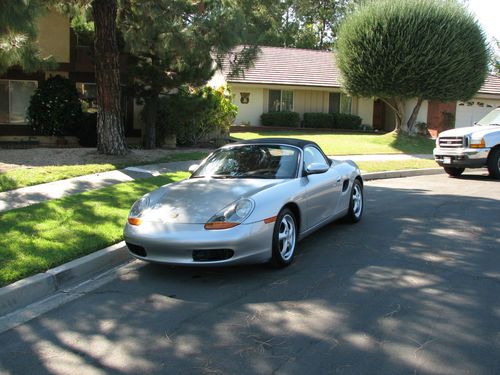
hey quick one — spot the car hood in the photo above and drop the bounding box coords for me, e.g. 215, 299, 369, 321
439, 125, 499, 138
143, 178, 285, 223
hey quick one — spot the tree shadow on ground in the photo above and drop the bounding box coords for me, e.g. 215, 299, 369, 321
0, 183, 499, 374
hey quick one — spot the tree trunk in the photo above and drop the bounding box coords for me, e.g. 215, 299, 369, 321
381, 97, 405, 132
92, 0, 128, 155
143, 95, 158, 149
406, 97, 423, 135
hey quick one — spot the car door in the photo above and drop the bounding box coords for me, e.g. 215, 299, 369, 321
302, 145, 341, 230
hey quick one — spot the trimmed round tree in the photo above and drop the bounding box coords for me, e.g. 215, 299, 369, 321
336, 0, 489, 133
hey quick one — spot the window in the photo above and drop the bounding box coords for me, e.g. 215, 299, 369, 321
269, 90, 293, 112
304, 146, 328, 166
0, 80, 38, 124
329, 92, 352, 114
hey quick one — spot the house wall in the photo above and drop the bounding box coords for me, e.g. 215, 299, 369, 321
230, 85, 265, 126
37, 10, 70, 63
229, 83, 363, 126
404, 99, 429, 125
357, 97, 374, 127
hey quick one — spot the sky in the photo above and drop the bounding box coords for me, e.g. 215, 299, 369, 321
466, 0, 499, 42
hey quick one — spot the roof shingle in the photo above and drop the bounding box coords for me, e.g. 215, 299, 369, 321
223, 46, 500, 96
223, 46, 341, 88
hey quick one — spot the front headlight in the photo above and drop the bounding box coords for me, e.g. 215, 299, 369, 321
470, 138, 485, 148
128, 196, 151, 225
204, 198, 255, 230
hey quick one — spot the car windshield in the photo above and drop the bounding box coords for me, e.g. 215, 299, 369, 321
476, 109, 500, 126
191, 145, 300, 179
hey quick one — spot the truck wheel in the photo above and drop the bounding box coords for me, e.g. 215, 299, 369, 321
487, 148, 500, 179
444, 167, 464, 177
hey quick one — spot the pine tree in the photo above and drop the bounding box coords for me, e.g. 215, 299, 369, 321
119, 0, 263, 148
0, 0, 55, 74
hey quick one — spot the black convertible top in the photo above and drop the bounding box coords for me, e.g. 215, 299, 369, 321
230, 138, 321, 150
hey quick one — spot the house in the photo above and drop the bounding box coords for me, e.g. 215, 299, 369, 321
212, 46, 500, 136
0, 9, 142, 143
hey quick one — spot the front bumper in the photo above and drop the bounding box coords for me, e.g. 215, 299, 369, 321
123, 220, 274, 266
433, 147, 489, 168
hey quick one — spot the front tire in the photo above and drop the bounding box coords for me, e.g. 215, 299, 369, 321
345, 179, 363, 223
271, 208, 297, 268
487, 148, 500, 179
444, 166, 464, 177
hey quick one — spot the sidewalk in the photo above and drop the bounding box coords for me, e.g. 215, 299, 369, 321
0, 154, 434, 213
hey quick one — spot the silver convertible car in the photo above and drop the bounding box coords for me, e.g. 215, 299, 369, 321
124, 138, 363, 267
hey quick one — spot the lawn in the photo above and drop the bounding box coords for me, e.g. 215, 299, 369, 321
0, 151, 207, 193
0, 171, 189, 287
357, 159, 438, 172
231, 131, 435, 156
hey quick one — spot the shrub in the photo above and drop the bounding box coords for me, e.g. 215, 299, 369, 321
76, 112, 97, 147
28, 75, 83, 136
151, 85, 237, 146
333, 113, 362, 129
303, 113, 334, 128
261, 112, 300, 127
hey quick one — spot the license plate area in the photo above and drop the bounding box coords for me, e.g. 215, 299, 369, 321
443, 157, 451, 164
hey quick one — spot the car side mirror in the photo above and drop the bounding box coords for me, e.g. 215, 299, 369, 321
305, 162, 329, 175
188, 164, 199, 173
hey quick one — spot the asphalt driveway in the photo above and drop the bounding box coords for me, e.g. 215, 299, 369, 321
1, 173, 499, 375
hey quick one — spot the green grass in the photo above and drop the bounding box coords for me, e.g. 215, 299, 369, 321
231, 131, 434, 156
357, 159, 438, 172
0, 171, 189, 287
0, 151, 207, 193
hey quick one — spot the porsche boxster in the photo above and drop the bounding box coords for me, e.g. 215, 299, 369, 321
124, 138, 363, 267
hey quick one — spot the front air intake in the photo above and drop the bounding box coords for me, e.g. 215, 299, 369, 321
126, 242, 147, 257
192, 249, 234, 262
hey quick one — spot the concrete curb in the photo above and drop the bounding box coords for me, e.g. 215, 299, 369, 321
0, 167, 446, 317
0, 242, 130, 316
363, 168, 445, 181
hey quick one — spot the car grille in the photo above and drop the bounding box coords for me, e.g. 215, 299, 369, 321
438, 136, 465, 148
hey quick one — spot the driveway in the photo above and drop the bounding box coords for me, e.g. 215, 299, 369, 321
1, 173, 499, 375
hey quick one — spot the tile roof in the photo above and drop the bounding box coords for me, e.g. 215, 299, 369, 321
223, 46, 341, 88
478, 75, 500, 95
223, 46, 500, 96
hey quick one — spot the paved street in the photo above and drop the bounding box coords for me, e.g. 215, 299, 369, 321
1, 173, 499, 375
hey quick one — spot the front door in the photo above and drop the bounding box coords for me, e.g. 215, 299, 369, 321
373, 99, 385, 130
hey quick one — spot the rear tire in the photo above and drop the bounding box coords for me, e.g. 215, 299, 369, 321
345, 179, 363, 223
487, 148, 500, 179
444, 167, 464, 177
270, 208, 297, 268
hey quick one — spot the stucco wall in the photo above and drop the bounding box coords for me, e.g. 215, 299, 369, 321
231, 85, 265, 126
357, 97, 374, 126
37, 10, 70, 63
404, 99, 429, 125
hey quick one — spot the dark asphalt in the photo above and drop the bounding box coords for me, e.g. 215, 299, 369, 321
1, 173, 499, 375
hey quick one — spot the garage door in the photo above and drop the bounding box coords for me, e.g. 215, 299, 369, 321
455, 98, 500, 128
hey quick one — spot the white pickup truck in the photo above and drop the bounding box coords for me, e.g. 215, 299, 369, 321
434, 108, 500, 179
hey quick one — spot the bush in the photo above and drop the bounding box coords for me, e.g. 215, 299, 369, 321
303, 113, 334, 128
76, 112, 97, 147
151, 85, 237, 146
261, 112, 300, 127
28, 75, 83, 136
333, 113, 362, 129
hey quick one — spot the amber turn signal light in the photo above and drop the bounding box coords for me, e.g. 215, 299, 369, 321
128, 217, 142, 226
204, 222, 239, 230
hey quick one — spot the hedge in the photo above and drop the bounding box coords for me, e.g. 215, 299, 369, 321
303, 112, 363, 129
333, 113, 362, 129
261, 111, 300, 127
303, 113, 334, 128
